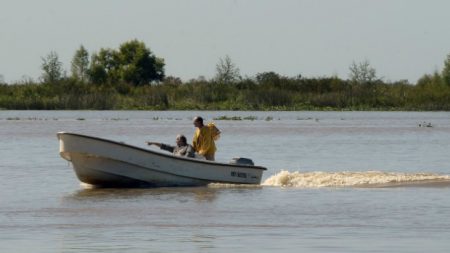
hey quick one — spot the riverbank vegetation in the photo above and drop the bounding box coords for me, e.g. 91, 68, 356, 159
1, 40, 450, 110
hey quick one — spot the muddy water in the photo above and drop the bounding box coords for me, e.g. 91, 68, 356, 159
1, 110, 450, 252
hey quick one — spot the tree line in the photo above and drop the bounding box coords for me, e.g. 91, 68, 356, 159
1, 40, 450, 110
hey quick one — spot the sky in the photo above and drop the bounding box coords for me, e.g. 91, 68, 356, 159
1, 0, 450, 84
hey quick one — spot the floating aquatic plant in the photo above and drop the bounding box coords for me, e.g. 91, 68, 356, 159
214, 116, 242, 120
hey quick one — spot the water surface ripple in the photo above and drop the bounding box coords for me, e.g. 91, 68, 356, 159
1, 111, 450, 253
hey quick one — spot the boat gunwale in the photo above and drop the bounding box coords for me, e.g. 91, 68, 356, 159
57, 132, 267, 171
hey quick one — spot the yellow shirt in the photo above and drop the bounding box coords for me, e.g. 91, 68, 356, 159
192, 123, 220, 156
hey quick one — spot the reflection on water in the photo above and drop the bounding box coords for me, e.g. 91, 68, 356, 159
64, 186, 235, 203
64, 184, 267, 205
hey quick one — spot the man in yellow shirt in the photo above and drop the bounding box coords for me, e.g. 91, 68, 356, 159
192, 116, 220, 161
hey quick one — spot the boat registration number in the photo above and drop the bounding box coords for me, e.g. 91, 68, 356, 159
231, 171, 247, 178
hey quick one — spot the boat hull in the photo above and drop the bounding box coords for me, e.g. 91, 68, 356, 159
58, 132, 266, 187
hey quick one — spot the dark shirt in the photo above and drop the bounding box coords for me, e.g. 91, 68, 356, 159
160, 143, 195, 158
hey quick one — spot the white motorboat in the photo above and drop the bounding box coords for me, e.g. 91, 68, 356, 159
57, 132, 267, 187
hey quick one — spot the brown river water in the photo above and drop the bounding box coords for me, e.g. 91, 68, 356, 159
1, 110, 450, 252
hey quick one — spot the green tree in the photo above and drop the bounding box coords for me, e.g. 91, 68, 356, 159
215, 55, 240, 84
41, 51, 63, 84
256, 71, 281, 86
89, 48, 119, 84
442, 53, 450, 86
117, 40, 165, 85
71, 45, 89, 82
89, 40, 165, 86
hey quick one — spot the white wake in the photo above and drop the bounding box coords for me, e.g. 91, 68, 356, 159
262, 170, 450, 188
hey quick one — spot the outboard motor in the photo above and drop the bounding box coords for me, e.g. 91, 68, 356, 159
229, 157, 254, 166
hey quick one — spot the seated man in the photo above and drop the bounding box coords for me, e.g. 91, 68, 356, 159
146, 134, 195, 158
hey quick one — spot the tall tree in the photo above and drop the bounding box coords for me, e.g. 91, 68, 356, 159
71, 45, 89, 82
348, 60, 379, 106
442, 53, 450, 86
215, 55, 241, 84
89, 48, 119, 84
117, 40, 165, 85
89, 40, 165, 86
41, 51, 63, 84
348, 60, 377, 85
